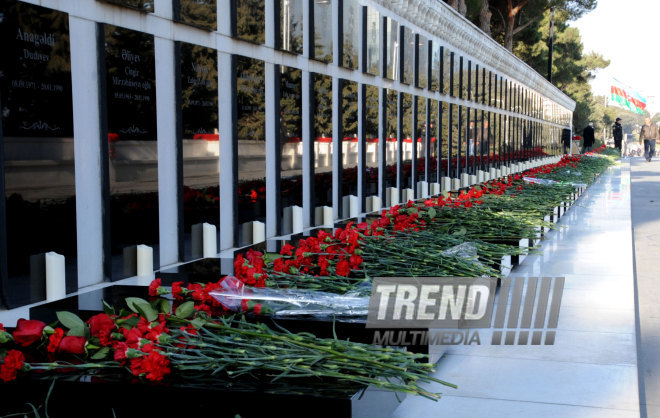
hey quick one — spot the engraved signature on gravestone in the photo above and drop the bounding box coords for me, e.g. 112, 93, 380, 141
119, 125, 147, 134
20, 120, 60, 131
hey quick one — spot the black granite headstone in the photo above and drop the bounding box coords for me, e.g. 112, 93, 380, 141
342, 79, 358, 203
312, 73, 333, 218
365, 7, 380, 76
174, 0, 217, 31
313, 0, 332, 62
236, 55, 266, 236
342, 0, 360, 69
104, 25, 160, 279
235, 0, 265, 44
1, 3, 77, 307
365, 85, 379, 199
98, 0, 154, 12
278, 0, 303, 54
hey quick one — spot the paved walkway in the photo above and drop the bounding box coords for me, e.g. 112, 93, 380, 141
395, 160, 641, 417
630, 156, 660, 418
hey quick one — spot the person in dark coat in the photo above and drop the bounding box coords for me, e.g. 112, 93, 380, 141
582, 122, 595, 153
561, 128, 571, 154
478, 119, 492, 156
612, 117, 623, 153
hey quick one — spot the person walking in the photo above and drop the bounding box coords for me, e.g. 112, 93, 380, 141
639, 116, 659, 162
612, 117, 623, 154
582, 122, 595, 154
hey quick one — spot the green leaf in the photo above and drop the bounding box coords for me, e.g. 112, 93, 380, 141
117, 308, 133, 318
427, 207, 437, 220
441, 190, 449, 198
158, 299, 172, 315
261, 253, 282, 264
66, 326, 87, 337
453, 227, 467, 236
190, 317, 207, 329
90, 347, 110, 360
175, 301, 195, 319
57, 311, 86, 331
125, 297, 150, 314
0, 330, 12, 344
103, 300, 115, 316
134, 302, 159, 322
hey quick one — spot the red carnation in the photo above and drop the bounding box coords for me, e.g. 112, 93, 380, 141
58, 336, 87, 355
0, 350, 25, 382
13, 319, 46, 347
336, 260, 351, 277
114, 342, 129, 362
137, 351, 171, 382
171, 282, 184, 300
349, 254, 363, 269
280, 244, 295, 256
148, 278, 162, 297
47, 328, 65, 353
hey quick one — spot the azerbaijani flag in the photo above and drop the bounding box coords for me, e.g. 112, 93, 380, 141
610, 79, 647, 114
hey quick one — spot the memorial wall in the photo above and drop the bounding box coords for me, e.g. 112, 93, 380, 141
0, 0, 574, 308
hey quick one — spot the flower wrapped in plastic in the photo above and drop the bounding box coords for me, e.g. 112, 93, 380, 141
210, 276, 370, 318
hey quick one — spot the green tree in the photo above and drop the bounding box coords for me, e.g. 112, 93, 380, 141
465, 0, 596, 51
513, 9, 608, 131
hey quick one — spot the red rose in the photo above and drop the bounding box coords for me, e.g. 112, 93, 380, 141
12, 319, 46, 347
58, 336, 87, 355
0, 350, 25, 382
88, 313, 115, 339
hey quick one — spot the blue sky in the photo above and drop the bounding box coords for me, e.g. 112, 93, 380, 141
571, 0, 660, 112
